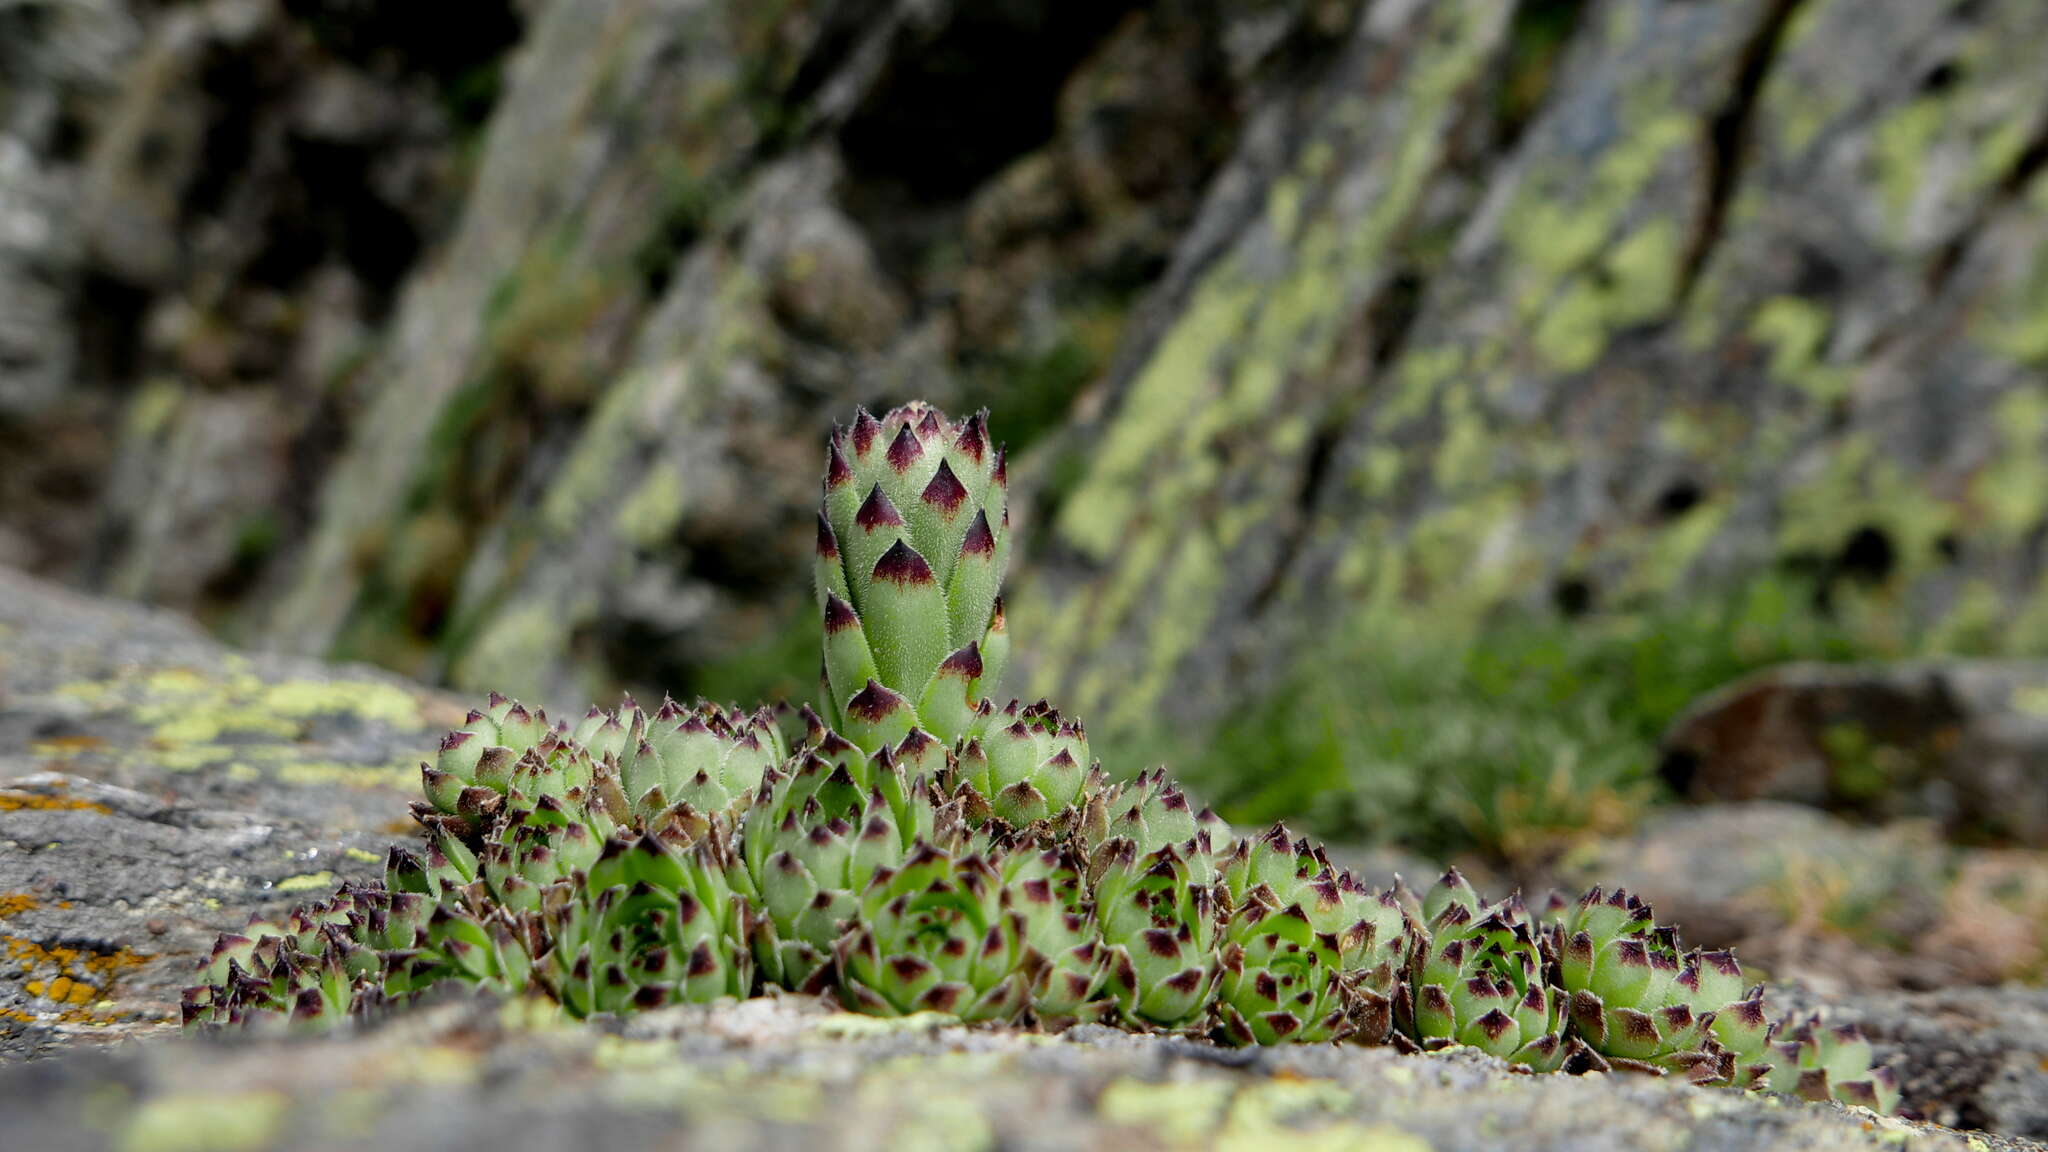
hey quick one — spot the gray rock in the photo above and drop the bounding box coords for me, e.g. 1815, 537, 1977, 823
3, 993, 2041, 1152
0, 566, 448, 1058
1025, 0, 2048, 750
1551, 801, 2048, 992
0, 0, 1341, 710
1661, 661, 2048, 845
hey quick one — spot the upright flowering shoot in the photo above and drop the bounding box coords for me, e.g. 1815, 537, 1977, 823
817, 404, 1008, 750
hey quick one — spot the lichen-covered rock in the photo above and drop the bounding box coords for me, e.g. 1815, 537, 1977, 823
12, 0, 2048, 795
0, 0, 496, 597
1024, 0, 2048, 751
4, 994, 2042, 1152
0, 567, 449, 1057
0, 0, 1291, 717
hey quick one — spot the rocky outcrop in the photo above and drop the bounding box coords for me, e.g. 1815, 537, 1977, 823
9, 0, 2045, 756
1025, 0, 2048, 737
250, 0, 1280, 707
1, 0, 1302, 710
0, 0, 137, 571
0, 0, 508, 597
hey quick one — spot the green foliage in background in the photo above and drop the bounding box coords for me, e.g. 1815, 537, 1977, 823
1142, 576, 1900, 865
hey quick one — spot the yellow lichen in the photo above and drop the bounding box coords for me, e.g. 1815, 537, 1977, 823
0, 788, 111, 814
4, 928, 148, 1026
272, 871, 337, 893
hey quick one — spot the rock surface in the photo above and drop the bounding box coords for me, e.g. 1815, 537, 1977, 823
10, 0, 2045, 748
8, 994, 2045, 1152
1026, 0, 2048, 734
1554, 802, 2048, 991
2, 566, 2046, 1147
1661, 662, 2048, 844
0, 566, 449, 1058
0, 0, 1280, 708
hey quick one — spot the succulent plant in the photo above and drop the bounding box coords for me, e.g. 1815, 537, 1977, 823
832, 842, 1036, 1020
1541, 885, 1900, 1108
1090, 835, 1221, 1029
1085, 768, 1231, 857
818, 403, 1009, 750
614, 701, 786, 819
1405, 869, 1572, 1070
734, 729, 951, 989
1213, 827, 1408, 1046
180, 399, 1907, 1118
952, 699, 1100, 828
1753, 1015, 1902, 1114
183, 883, 419, 1027
536, 832, 752, 1015
424, 694, 783, 832
1001, 847, 1114, 1024
1546, 886, 1744, 1082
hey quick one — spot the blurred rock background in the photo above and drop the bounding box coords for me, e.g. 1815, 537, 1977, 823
5, 0, 2048, 987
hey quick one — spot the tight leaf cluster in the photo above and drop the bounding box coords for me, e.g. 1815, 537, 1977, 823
184, 403, 1899, 1115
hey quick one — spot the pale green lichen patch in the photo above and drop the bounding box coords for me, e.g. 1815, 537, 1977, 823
117, 1091, 290, 1152
1527, 216, 1682, 374
1097, 1075, 1435, 1152
1097, 1078, 1232, 1145
271, 871, 336, 894
812, 1011, 960, 1039
45, 661, 428, 792
615, 466, 689, 549
1053, 267, 1258, 562
57, 665, 424, 743
854, 1059, 999, 1152
1748, 296, 1849, 403
1980, 200, 2048, 366
1971, 389, 2048, 538
1874, 99, 1945, 240
450, 597, 578, 703
1504, 105, 1692, 372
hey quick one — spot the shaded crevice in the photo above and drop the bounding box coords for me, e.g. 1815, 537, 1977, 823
839, 3, 1142, 204
1244, 262, 1426, 619
280, 0, 524, 130
1926, 108, 2048, 296
1492, 0, 1588, 156
1675, 0, 1810, 304
835, 2, 1145, 303
1244, 418, 1342, 618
